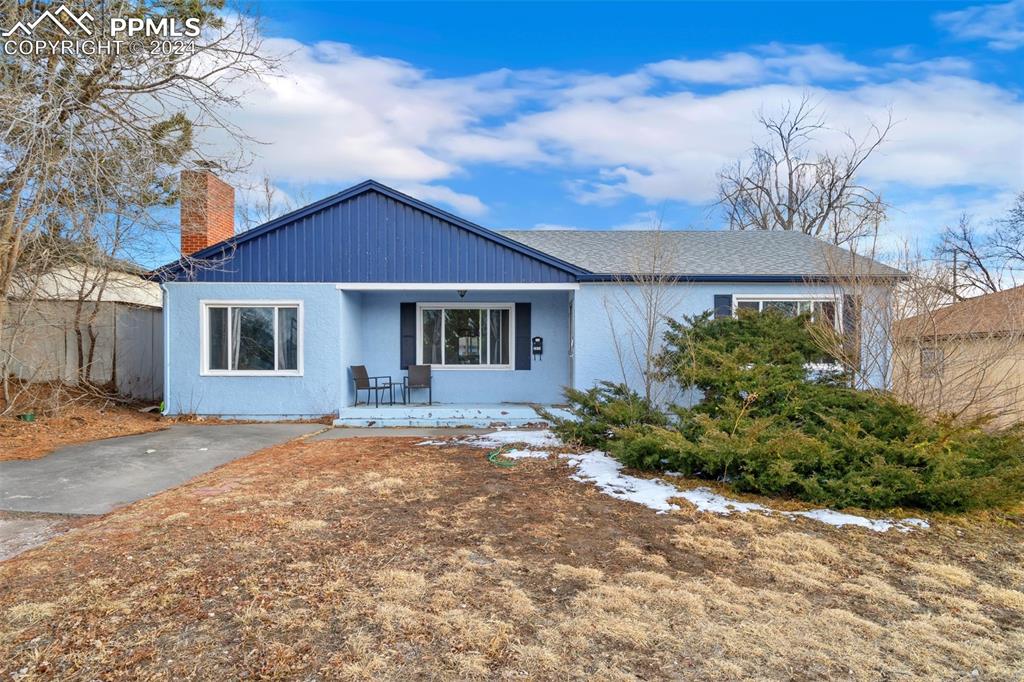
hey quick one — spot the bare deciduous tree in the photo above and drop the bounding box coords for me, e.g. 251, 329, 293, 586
938, 192, 1024, 298
717, 95, 893, 248
811, 240, 1024, 427
0, 0, 277, 409
237, 176, 312, 230
602, 216, 687, 404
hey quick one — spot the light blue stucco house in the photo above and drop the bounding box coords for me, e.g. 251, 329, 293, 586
153, 173, 902, 425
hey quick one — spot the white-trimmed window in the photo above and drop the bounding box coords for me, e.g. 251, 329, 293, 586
733, 296, 841, 330
202, 302, 302, 375
417, 303, 513, 369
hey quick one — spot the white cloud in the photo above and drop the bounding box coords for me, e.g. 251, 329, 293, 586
391, 183, 488, 217
935, 0, 1024, 50
647, 44, 871, 85
224, 37, 522, 205
646, 52, 765, 84
492, 76, 1024, 205
218, 36, 1023, 231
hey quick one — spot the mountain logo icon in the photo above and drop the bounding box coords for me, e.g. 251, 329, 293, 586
2, 5, 94, 38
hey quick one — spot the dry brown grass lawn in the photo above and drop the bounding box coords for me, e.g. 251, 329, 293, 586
1, 436, 1023, 680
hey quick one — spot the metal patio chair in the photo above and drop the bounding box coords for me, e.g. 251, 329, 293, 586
350, 365, 397, 407
403, 364, 432, 405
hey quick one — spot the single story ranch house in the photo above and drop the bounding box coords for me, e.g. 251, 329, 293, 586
152, 172, 901, 425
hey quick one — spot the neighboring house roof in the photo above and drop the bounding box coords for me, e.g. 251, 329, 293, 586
499, 229, 904, 281
896, 285, 1024, 340
19, 235, 148, 275
19, 265, 163, 307
12, 238, 161, 307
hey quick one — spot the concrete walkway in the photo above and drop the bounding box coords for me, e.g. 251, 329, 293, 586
0, 424, 322, 515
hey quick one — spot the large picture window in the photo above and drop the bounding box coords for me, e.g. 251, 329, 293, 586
733, 296, 840, 330
418, 304, 512, 368
202, 302, 301, 375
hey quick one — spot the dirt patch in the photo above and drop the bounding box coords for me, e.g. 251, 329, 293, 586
0, 437, 1022, 679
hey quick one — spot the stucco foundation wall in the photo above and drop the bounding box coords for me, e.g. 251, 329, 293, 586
354, 290, 571, 405
572, 281, 892, 403
163, 282, 343, 418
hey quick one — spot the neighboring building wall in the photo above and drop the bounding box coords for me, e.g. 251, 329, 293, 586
893, 336, 1024, 428
572, 281, 893, 404
163, 282, 343, 418
5, 301, 163, 400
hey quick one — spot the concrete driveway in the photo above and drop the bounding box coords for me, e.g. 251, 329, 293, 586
0, 424, 322, 515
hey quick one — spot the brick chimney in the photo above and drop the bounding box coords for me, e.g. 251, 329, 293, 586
180, 169, 235, 256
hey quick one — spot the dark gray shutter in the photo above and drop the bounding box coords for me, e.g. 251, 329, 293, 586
400, 302, 416, 369
515, 302, 531, 370
842, 294, 861, 367
713, 294, 733, 319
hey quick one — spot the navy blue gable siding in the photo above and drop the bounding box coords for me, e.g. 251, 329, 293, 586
169, 189, 578, 283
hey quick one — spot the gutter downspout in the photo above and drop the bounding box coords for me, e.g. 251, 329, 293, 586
160, 282, 170, 416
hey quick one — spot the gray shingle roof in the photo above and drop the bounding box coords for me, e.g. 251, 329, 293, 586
497, 229, 903, 278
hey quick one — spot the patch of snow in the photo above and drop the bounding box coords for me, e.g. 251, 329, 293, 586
676, 487, 768, 515
560, 450, 681, 513
415, 440, 449, 446
560, 450, 929, 532
500, 448, 550, 460
466, 429, 562, 449
786, 509, 929, 533
804, 362, 846, 380
788, 509, 892, 531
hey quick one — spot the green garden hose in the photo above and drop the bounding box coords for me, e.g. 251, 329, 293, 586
486, 447, 518, 468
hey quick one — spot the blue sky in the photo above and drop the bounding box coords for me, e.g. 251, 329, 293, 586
160, 1, 1024, 266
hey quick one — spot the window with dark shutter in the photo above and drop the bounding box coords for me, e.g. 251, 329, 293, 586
515, 302, 531, 370
400, 302, 416, 369
713, 294, 733, 319
842, 294, 861, 367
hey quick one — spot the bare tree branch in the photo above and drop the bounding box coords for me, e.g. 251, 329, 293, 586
717, 94, 892, 248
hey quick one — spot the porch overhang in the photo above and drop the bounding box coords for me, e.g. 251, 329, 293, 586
334, 282, 579, 291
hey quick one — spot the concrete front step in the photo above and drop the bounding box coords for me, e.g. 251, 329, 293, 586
333, 403, 558, 428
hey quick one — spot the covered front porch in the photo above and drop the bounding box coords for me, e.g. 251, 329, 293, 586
337, 283, 576, 419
